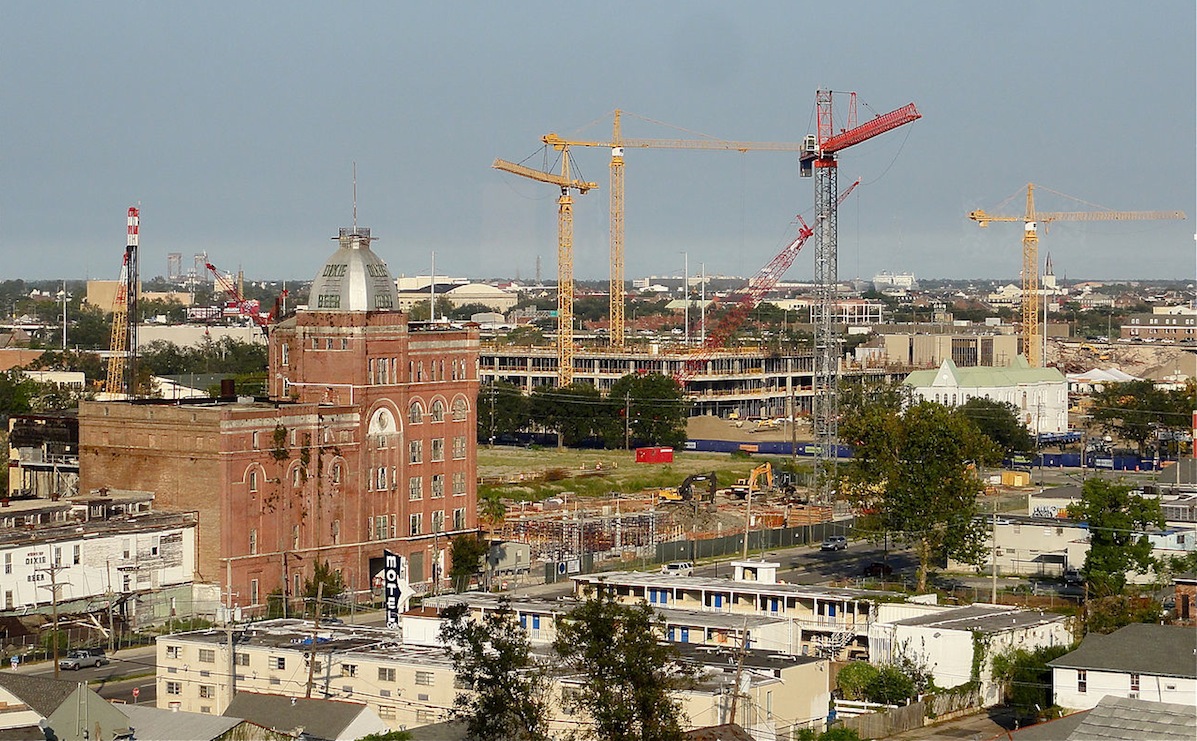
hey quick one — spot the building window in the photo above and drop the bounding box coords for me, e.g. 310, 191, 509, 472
375, 516, 388, 541
432, 510, 445, 533
252, 431, 260, 449
331, 519, 341, 546
409, 477, 423, 501
248, 470, 258, 492
292, 525, 300, 550
235, 652, 249, 666
166, 646, 181, 660
1130, 673, 1139, 692
331, 463, 341, 484
416, 709, 437, 723
250, 579, 259, 605
271, 657, 286, 670
410, 513, 423, 536
292, 466, 302, 486
431, 438, 444, 462
378, 667, 396, 682
453, 436, 467, 459
453, 508, 466, 531
249, 529, 257, 555
410, 440, 423, 464
1077, 669, 1087, 693
376, 467, 388, 491
431, 400, 445, 422
72, 545, 81, 565
199, 685, 215, 699
379, 706, 396, 720
453, 471, 466, 496
3, 554, 9, 574
415, 671, 435, 686
281, 343, 289, 366
409, 402, 424, 424
431, 474, 445, 499
342, 664, 358, 677
198, 649, 216, 663
165, 681, 182, 695
452, 397, 469, 421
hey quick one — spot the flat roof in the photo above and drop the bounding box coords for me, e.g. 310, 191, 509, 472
892, 604, 1068, 633
0, 511, 195, 548
573, 571, 891, 601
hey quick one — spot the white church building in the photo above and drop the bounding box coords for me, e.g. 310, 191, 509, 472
903, 356, 1068, 434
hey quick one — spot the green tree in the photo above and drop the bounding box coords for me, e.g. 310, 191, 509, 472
836, 661, 878, 701
439, 599, 551, 741
0, 370, 36, 421
606, 373, 689, 449
67, 304, 112, 350
796, 729, 862, 741
1084, 595, 1163, 635
1089, 380, 1190, 456
990, 644, 1072, 723
448, 534, 489, 592
530, 382, 610, 447
840, 395, 1001, 591
478, 492, 507, 531
302, 559, 345, 613
1074, 478, 1164, 596
357, 731, 413, 741
957, 397, 1034, 455
553, 591, 691, 741
503, 325, 545, 346
867, 664, 915, 705
478, 380, 530, 442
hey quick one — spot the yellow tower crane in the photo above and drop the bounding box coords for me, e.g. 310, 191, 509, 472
492, 155, 598, 386
543, 110, 808, 349
969, 183, 1185, 367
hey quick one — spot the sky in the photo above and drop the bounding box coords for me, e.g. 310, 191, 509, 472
1, 1, 1194, 284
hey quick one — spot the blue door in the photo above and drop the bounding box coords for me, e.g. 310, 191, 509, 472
680, 627, 690, 643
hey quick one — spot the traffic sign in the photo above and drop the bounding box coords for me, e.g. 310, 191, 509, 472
132, 688, 140, 698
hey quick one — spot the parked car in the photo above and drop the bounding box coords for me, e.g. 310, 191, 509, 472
820, 536, 847, 552
661, 561, 694, 577
1063, 568, 1083, 586
59, 649, 107, 670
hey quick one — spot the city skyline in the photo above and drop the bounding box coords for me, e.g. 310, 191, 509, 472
1, 2, 1193, 283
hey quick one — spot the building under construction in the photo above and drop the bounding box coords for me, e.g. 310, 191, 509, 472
481, 344, 896, 420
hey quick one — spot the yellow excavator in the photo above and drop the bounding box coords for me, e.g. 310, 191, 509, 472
659, 472, 717, 503
728, 463, 773, 500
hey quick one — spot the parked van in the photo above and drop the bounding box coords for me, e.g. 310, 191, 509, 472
661, 561, 694, 577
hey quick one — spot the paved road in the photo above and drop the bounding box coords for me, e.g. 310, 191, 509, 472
9, 644, 159, 704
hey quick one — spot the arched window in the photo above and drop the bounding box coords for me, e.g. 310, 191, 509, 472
409, 401, 424, 424
431, 399, 445, 423
451, 396, 469, 421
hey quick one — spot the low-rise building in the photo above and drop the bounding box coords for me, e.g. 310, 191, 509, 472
7, 412, 79, 499
0, 494, 197, 620
571, 561, 885, 659
223, 692, 390, 741
1048, 623, 1196, 710
0, 673, 132, 741
869, 602, 1073, 705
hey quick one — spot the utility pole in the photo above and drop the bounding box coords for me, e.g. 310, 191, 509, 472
624, 392, 631, 450
726, 617, 750, 725
304, 582, 324, 699
36, 563, 66, 679
991, 500, 998, 604
682, 252, 689, 345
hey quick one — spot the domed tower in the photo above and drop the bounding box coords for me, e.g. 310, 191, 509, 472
308, 227, 399, 312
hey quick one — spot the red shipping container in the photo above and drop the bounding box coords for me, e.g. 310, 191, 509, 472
635, 446, 674, 463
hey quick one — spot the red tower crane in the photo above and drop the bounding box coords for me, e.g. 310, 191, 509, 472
677, 180, 861, 384
205, 262, 269, 334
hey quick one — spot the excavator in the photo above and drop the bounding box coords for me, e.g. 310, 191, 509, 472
659, 472, 717, 503
728, 463, 773, 500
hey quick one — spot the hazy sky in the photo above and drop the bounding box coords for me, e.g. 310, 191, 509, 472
2, 1, 1193, 284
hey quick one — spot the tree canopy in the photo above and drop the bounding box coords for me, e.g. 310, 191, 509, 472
606, 373, 689, 449
439, 598, 551, 741
1089, 380, 1192, 456
553, 591, 691, 741
530, 382, 609, 447
957, 397, 1034, 455
840, 390, 1001, 591
448, 534, 488, 592
1074, 478, 1164, 597
477, 380, 530, 442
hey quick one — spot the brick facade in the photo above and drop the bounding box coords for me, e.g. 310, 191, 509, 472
80, 305, 479, 615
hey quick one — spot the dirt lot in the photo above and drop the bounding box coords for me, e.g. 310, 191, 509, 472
686, 414, 812, 444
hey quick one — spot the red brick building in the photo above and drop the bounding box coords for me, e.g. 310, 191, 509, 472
79, 227, 479, 615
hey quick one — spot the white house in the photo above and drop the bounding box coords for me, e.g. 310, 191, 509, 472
1048, 623, 1196, 710
903, 357, 1068, 434
868, 602, 1073, 705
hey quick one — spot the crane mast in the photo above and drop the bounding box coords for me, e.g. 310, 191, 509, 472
104, 207, 139, 397
543, 113, 809, 349
801, 90, 920, 504
492, 156, 597, 386
968, 184, 1185, 367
